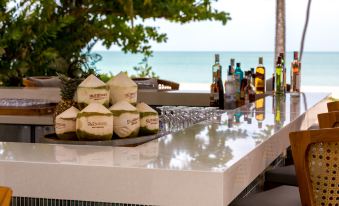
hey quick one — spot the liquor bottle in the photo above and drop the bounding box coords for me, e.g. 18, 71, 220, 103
250, 68, 256, 88
244, 71, 256, 103
230, 58, 235, 74
272, 73, 275, 93
247, 72, 256, 102
224, 65, 236, 109
255, 97, 265, 128
280, 53, 287, 93
275, 56, 283, 95
255, 57, 266, 94
290, 93, 300, 121
209, 54, 224, 109
234, 63, 244, 102
274, 95, 281, 125
210, 54, 221, 107
291, 51, 301, 96
240, 71, 249, 101
217, 70, 225, 109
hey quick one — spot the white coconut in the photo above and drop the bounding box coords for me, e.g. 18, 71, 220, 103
107, 72, 137, 105
55, 106, 79, 140
136, 102, 159, 135
77, 74, 109, 109
76, 103, 113, 140
109, 101, 140, 138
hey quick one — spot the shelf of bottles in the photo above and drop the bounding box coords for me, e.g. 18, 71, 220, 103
210, 52, 301, 110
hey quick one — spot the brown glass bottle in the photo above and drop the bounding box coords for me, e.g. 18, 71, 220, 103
291, 51, 301, 95
209, 54, 224, 108
254, 57, 265, 94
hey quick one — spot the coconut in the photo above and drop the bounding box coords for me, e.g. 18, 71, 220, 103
107, 72, 137, 105
55, 106, 79, 140
77, 74, 109, 109
76, 103, 113, 141
136, 102, 159, 135
109, 101, 140, 138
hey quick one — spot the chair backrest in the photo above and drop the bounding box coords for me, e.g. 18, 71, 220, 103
289, 128, 339, 206
317, 111, 339, 129
327, 101, 339, 112
0, 187, 12, 206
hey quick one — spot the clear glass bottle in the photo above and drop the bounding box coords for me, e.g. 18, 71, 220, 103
240, 71, 249, 101
209, 54, 224, 108
275, 56, 283, 95
224, 65, 236, 108
210, 54, 221, 106
280, 52, 287, 93
230, 58, 235, 74
291, 51, 301, 96
234, 62, 244, 102
255, 57, 265, 94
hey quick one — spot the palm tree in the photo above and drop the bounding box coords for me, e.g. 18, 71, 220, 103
275, 0, 286, 65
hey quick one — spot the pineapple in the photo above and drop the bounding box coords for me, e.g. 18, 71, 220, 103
54, 74, 82, 120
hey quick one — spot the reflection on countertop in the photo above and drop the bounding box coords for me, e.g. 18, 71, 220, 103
0, 92, 329, 172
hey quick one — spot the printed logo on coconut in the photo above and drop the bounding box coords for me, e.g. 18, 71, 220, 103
55, 123, 66, 130
146, 117, 159, 125
87, 121, 108, 129
124, 92, 136, 101
127, 118, 139, 126
89, 93, 108, 101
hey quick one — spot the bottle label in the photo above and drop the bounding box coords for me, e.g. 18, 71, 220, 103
295, 74, 300, 91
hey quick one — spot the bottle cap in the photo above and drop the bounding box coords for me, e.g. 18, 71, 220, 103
279, 53, 284, 60
236, 62, 241, 67
294, 51, 298, 60
259, 57, 263, 64
277, 56, 282, 64
230, 58, 235, 66
228, 65, 233, 75
215, 54, 220, 61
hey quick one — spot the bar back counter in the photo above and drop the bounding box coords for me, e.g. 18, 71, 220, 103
0, 88, 329, 205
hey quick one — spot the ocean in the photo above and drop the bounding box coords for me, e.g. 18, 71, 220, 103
95, 51, 339, 87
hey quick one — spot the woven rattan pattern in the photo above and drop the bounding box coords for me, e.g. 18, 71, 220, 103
308, 142, 339, 205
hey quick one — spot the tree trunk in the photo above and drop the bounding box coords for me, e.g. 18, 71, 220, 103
275, 0, 286, 66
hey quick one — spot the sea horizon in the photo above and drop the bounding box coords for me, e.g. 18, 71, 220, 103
94, 51, 339, 87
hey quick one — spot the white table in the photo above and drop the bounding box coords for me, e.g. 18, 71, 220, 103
0, 92, 329, 205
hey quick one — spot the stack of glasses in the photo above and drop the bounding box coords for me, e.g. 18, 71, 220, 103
156, 106, 224, 133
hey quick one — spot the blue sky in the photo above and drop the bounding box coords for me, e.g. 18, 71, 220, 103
93, 0, 339, 52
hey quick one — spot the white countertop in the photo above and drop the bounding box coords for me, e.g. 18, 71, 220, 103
0, 92, 329, 205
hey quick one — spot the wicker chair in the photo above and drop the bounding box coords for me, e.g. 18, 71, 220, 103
265, 105, 339, 189
0, 187, 12, 206
327, 101, 339, 112
318, 111, 339, 129
289, 128, 339, 206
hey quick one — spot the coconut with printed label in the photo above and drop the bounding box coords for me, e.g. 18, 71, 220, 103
136, 102, 159, 135
55, 106, 79, 140
107, 72, 137, 105
76, 103, 113, 140
77, 74, 109, 109
109, 101, 140, 138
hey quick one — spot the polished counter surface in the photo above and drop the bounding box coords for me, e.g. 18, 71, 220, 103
0, 92, 329, 205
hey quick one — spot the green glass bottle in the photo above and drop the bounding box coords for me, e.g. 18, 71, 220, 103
234, 63, 244, 101
275, 57, 283, 95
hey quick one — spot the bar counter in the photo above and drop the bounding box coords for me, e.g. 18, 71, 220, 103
0, 92, 329, 205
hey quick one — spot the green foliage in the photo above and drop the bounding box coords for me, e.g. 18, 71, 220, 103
0, 0, 230, 86
98, 72, 115, 83
132, 57, 159, 78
